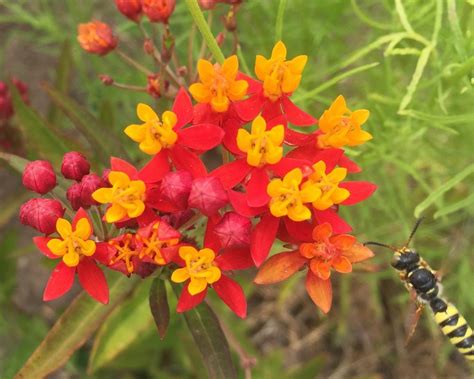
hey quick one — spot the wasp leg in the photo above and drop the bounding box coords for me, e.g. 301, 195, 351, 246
405, 291, 424, 346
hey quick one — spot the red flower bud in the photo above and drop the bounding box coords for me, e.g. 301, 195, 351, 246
22, 160, 57, 194
214, 212, 251, 248
115, 0, 142, 22
61, 151, 91, 181
160, 170, 193, 210
19, 198, 65, 235
77, 21, 118, 55
99, 74, 114, 85
66, 182, 83, 211
80, 173, 103, 207
143, 38, 154, 55
198, 0, 218, 10
147, 74, 161, 98
188, 177, 228, 216
216, 32, 225, 46
142, 0, 176, 23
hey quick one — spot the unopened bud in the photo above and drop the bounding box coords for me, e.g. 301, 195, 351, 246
61, 151, 90, 181
115, 0, 142, 22
66, 182, 83, 211
198, 0, 218, 10
214, 212, 251, 248
147, 74, 161, 98
19, 198, 65, 235
160, 171, 193, 210
77, 21, 118, 55
142, 0, 176, 24
80, 173, 103, 207
22, 160, 57, 194
143, 38, 154, 55
99, 74, 114, 86
188, 176, 228, 216
223, 10, 237, 32
216, 32, 225, 46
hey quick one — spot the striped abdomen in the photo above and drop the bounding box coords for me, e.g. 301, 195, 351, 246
430, 297, 474, 361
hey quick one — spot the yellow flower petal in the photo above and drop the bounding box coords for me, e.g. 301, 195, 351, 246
351, 109, 370, 125
197, 59, 214, 82
105, 203, 127, 223
75, 218, 92, 240
179, 246, 197, 261
271, 40, 287, 60
188, 277, 208, 295
207, 266, 222, 283
92, 187, 113, 204
255, 55, 269, 81
56, 218, 72, 239
267, 124, 284, 145
228, 80, 248, 101
222, 55, 238, 78
63, 251, 80, 267
47, 238, 66, 256
283, 168, 302, 186
189, 82, 212, 103
236, 128, 251, 152
137, 103, 158, 122
124, 124, 146, 142
327, 167, 347, 183
80, 240, 96, 256
200, 248, 215, 262
127, 201, 145, 218
332, 187, 350, 204
162, 111, 177, 128
109, 171, 131, 187
288, 204, 311, 222
171, 267, 190, 283
267, 178, 283, 197
287, 55, 307, 74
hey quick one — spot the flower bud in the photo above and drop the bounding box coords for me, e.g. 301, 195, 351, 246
79, 173, 103, 207
160, 170, 193, 210
61, 151, 90, 181
142, 0, 176, 23
198, 0, 218, 10
77, 21, 118, 55
22, 160, 57, 194
66, 182, 83, 211
188, 176, 228, 216
99, 74, 114, 86
115, 0, 142, 22
147, 74, 161, 98
19, 198, 65, 235
143, 38, 154, 55
214, 212, 251, 248
216, 32, 225, 46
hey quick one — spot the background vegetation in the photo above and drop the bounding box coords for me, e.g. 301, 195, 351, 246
0, 0, 473, 378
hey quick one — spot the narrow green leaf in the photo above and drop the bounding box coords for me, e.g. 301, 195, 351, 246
10, 86, 68, 164
275, 0, 287, 42
173, 285, 237, 379
48, 39, 73, 124
14, 274, 137, 379
434, 193, 474, 219
414, 164, 474, 217
88, 280, 153, 374
41, 82, 128, 165
0, 152, 29, 174
149, 277, 170, 339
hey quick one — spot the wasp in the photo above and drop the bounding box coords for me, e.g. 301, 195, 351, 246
365, 218, 474, 361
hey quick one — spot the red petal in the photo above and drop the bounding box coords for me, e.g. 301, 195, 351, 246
77, 259, 109, 304
215, 247, 254, 270
211, 158, 251, 189
72, 208, 93, 231
172, 87, 193, 129
284, 218, 313, 242
43, 261, 75, 301
343, 243, 374, 263
110, 157, 138, 178
138, 151, 170, 183
157, 220, 181, 240
254, 250, 307, 284
339, 154, 361, 173
266, 114, 287, 129
340, 181, 377, 205
286, 145, 319, 161
234, 94, 265, 122
228, 190, 266, 217
332, 256, 352, 273
33, 236, 56, 259
161, 245, 182, 265
204, 215, 222, 252
330, 234, 356, 249
305, 270, 332, 314
169, 145, 207, 178
313, 209, 352, 234
237, 72, 261, 94
178, 124, 224, 151
285, 128, 315, 146
312, 148, 344, 171
246, 168, 270, 207
262, 98, 282, 121
250, 213, 280, 266
213, 275, 247, 318
270, 157, 310, 177
176, 283, 207, 312
312, 222, 333, 241
222, 119, 242, 155
137, 208, 158, 227
281, 97, 316, 126
94, 242, 115, 266
309, 259, 331, 280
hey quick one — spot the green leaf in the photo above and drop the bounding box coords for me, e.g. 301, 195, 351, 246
10, 85, 68, 164
0, 152, 29, 174
88, 280, 153, 374
14, 273, 138, 379
434, 193, 474, 219
41, 82, 129, 166
173, 285, 237, 379
414, 164, 474, 218
149, 277, 170, 339
48, 39, 73, 125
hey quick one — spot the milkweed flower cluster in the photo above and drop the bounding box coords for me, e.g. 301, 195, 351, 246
22, 8, 376, 318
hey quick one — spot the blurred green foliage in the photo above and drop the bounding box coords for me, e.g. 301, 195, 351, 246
0, 0, 473, 378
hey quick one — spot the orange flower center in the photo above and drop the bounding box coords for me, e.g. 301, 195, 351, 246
109, 234, 139, 274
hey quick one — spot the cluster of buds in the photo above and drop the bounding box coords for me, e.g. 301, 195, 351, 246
25, 37, 377, 318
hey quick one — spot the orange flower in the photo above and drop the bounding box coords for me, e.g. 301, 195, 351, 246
255, 222, 373, 313
77, 21, 118, 55
318, 95, 372, 148
189, 55, 248, 113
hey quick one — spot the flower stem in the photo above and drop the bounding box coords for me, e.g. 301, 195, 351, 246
275, 0, 288, 42
116, 48, 154, 76
185, 0, 225, 64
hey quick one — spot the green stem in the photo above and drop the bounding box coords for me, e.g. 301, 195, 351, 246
275, 0, 287, 42
185, 0, 225, 64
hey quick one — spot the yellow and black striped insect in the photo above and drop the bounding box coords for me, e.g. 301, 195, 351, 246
365, 218, 474, 361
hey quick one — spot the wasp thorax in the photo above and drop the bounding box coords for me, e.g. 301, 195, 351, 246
391, 249, 420, 270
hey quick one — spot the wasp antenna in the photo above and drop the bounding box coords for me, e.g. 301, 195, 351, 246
364, 241, 397, 251
405, 217, 425, 247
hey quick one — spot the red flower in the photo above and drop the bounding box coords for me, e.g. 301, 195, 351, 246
142, 0, 176, 23
124, 88, 224, 178
115, 0, 142, 22
33, 208, 113, 303
254, 222, 374, 313
77, 21, 118, 56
